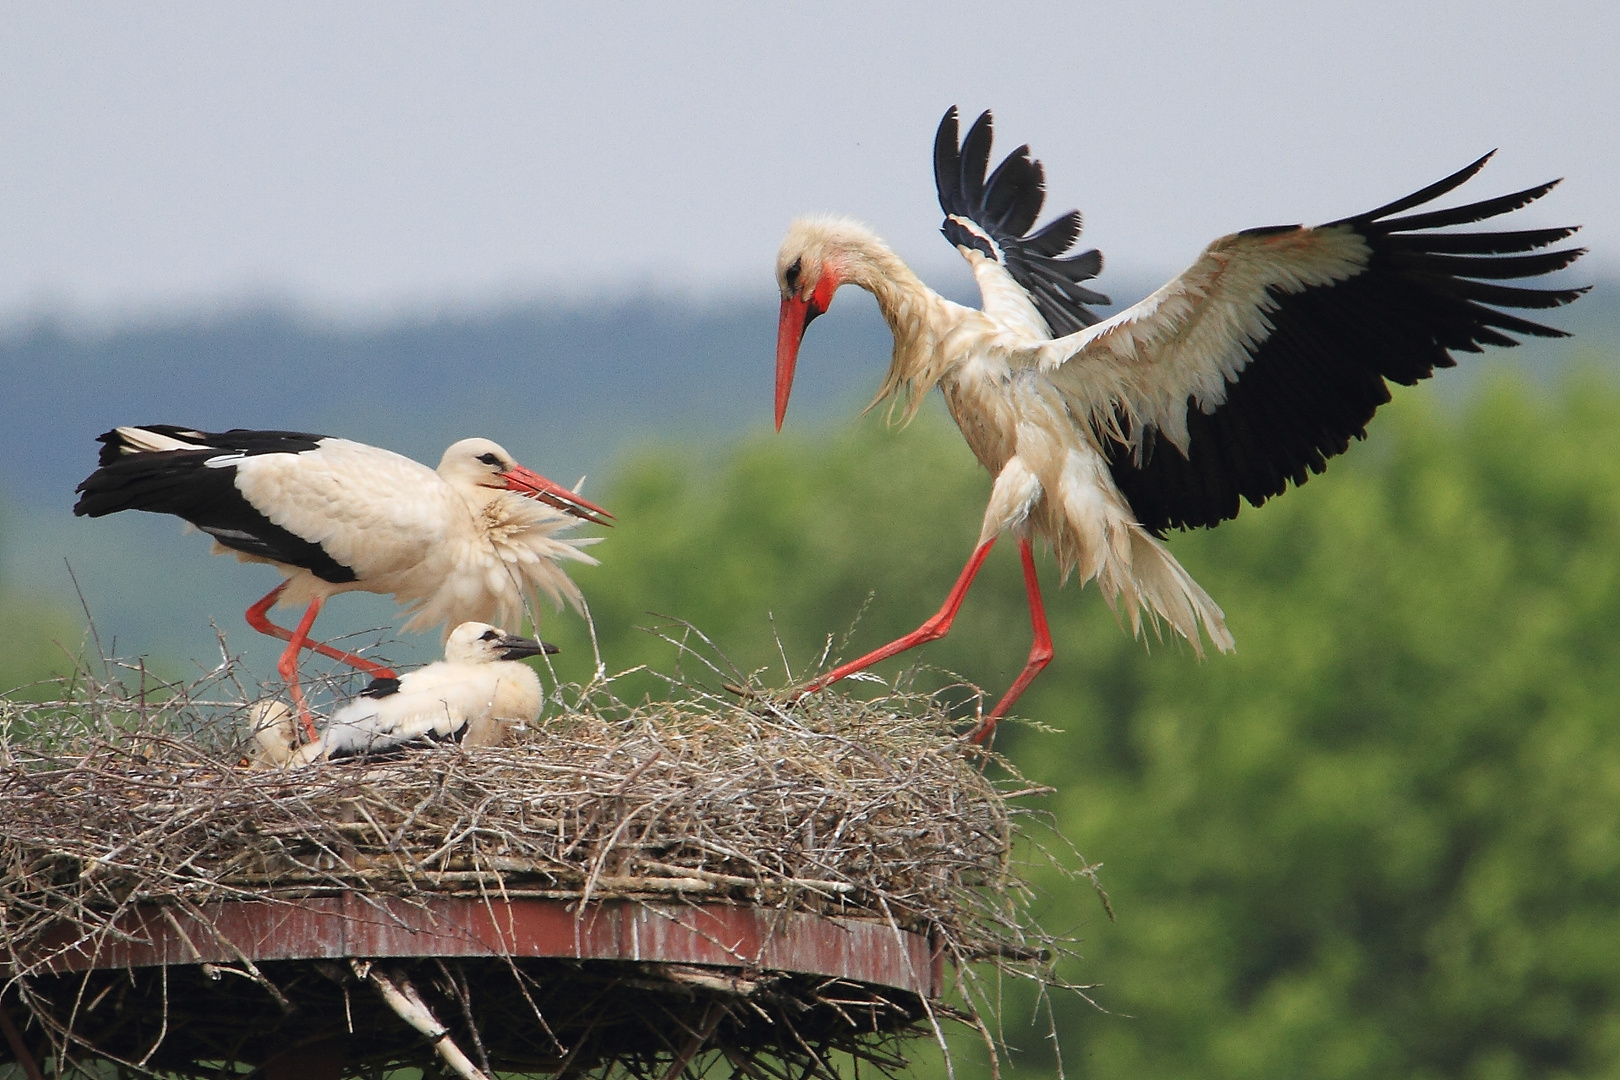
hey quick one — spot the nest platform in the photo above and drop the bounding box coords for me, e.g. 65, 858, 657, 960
1, 665, 1081, 1079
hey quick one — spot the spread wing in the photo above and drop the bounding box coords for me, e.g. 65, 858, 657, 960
1035, 152, 1587, 532
935, 107, 1109, 336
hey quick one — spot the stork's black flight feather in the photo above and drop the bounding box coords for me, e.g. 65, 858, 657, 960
934, 106, 1109, 335
73, 426, 359, 583
1104, 154, 1588, 534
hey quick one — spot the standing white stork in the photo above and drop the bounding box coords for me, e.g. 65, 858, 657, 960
74, 427, 610, 737
248, 621, 550, 767
774, 107, 1586, 743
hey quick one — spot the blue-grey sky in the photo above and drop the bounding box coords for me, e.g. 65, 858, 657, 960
2, 1, 1614, 321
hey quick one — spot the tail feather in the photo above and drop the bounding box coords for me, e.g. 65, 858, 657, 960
73, 445, 219, 518
105, 425, 210, 459
1110, 524, 1233, 657
1060, 493, 1233, 657
76, 426, 224, 516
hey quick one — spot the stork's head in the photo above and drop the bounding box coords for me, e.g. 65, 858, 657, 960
439, 438, 613, 526
443, 621, 558, 664
774, 215, 885, 430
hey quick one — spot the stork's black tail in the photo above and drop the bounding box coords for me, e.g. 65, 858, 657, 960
72, 425, 356, 583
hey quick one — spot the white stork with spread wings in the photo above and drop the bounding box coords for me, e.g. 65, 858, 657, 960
774, 106, 1586, 743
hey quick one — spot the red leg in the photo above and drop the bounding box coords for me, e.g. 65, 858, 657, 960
275, 598, 325, 742
971, 538, 1054, 745
800, 539, 997, 697
244, 584, 397, 680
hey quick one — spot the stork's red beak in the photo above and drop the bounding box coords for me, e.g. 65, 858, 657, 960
775, 291, 829, 431
775, 297, 808, 431
501, 465, 615, 527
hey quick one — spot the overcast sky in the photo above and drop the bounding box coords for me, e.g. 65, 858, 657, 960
1, 1, 1613, 322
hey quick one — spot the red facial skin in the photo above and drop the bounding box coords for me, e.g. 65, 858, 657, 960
774, 269, 839, 430
500, 464, 615, 527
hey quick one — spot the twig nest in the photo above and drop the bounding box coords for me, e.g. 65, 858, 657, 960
1, 669, 1090, 1079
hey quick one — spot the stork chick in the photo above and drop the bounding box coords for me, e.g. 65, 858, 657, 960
245, 622, 551, 767
320, 622, 550, 758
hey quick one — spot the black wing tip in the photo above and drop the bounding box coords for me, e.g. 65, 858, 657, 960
1538, 283, 1593, 310
1106, 149, 1585, 531
934, 106, 962, 215
361, 677, 402, 699
1351, 152, 1569, 238
1340, 150, 1498, 225
933, 105, 1109, 331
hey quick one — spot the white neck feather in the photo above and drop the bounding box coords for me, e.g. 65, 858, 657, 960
836, 233, 964, 423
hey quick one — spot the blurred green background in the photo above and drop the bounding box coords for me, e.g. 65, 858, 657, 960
551, 374, 1620, 1080
4, 304, 1619, 1079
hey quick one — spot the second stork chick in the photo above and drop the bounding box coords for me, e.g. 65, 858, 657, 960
322, 621, 552, 759
251, 622, 551, 766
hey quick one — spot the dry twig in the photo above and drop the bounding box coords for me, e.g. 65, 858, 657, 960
0, 635, 1098, 1079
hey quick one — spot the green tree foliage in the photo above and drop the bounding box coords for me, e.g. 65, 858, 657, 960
542, 374, 1620, 1079
0, 502, 79, 698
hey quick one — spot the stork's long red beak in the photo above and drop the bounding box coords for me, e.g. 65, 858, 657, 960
775, 296, 809, 431
777, 291, 833, 430
501, 465, 615, 527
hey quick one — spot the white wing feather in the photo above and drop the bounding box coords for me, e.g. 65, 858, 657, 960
230, 439, 455, 578
1030, 225, 1371, 459
320, 660, 544, 758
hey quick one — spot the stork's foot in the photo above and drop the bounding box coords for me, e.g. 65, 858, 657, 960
791, 674, 837, 701
791, 539, 997, 705
964, 697, 1018, 748
285, 636, 397, 682
968, 654, 1053, 746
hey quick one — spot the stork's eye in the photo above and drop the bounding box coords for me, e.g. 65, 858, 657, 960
785, 257, 802, 291
476, 452, 502, 466
479, 629, 500, 641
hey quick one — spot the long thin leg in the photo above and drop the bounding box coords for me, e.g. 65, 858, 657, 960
244, 583, 397, 680
800, 538, 997, 697
971, 538, 1054, 745
277, 598, 325, 742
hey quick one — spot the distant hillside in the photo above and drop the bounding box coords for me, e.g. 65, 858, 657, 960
0, 294, 878, 505
1, 279, 1611, 677
4, 279, 1611, 505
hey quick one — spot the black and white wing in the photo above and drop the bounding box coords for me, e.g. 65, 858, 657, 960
85, 425, 328, 470
321, 676, 469, 759
72, 425, 359, 582
935, 107, 1110, 336
1036, 153, 1587, 533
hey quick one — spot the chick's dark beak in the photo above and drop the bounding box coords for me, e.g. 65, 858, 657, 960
496, 634, 557, 660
